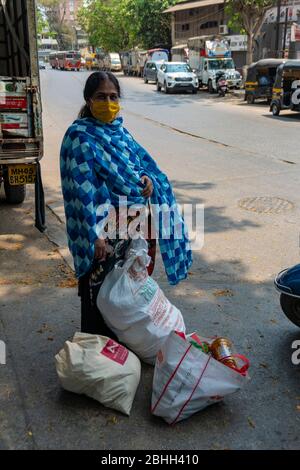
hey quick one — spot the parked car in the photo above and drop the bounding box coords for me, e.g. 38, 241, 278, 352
157, 62, 199, 94
39, 60, 46, 70
144, 61, 162, 84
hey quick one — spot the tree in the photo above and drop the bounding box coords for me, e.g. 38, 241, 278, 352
77, 0, 134, 51
36, 5, 48, 35
37, 0, 74, 50
77, 0, 176, 52
225, 0, 276, 65
125, 0, 176, 50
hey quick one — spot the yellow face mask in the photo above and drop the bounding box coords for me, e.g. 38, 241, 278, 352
90, 100, 120, 123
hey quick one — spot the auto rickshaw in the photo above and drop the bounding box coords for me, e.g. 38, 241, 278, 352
270, 60, 300, 116
245, 59, 286, 104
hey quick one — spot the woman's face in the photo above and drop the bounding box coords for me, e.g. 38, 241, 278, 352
89, 79, 119, 106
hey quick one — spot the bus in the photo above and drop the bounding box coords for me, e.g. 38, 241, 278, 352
50, 51, 81, 71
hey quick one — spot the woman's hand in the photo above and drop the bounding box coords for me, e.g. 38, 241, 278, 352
94, 238, 108, 261
140, 176, 153, 198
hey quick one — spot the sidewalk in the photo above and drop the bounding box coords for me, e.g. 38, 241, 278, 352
0, 187, 300, 450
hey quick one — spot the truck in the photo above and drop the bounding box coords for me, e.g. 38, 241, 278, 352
107, 53, 122, 72
0, 0, 45, 231
171, 44, 189, 63
187, 36, 242, 93
120, 49, 147, 77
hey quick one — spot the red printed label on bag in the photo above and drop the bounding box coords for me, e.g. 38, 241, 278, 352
101, 339, 129, 365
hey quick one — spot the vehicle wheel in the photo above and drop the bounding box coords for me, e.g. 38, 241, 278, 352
156, 81, 162, 92
164, 82, 170, 94
4, 179, 26, 204
246, 94, 255, 104
144, 76, 148, 84
208, 80, 214, 94
280, 294, 300, 327
272, 103, 280, 116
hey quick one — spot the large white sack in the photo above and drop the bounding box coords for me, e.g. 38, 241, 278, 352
55, 332, 141, 416
97, 238, 186, 365
151, 331, 250, 424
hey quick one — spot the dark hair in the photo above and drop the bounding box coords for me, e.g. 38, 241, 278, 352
78, 71, 121, 119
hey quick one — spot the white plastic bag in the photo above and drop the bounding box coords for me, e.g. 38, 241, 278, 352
55, 333, 141, 416
97, 238, 186, 365
151, 331, 249, 424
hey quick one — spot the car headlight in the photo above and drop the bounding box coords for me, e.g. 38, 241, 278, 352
167, 76, 173, 80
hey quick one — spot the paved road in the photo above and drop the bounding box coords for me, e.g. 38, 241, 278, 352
0, 69, 299, 449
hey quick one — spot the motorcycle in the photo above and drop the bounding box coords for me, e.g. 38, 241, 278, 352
216, 72, 228, 97
275, 264, 300, 327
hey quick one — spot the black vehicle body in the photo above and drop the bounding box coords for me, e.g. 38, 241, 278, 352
245, 59, 285, 104
270, 60, 300, 116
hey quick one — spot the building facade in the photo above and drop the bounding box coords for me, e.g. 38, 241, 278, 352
259, 0, 300, 60
59, 0, 83, 23
165, 0, 300, 67
165, 0, 225, 46
165, 0, 247, 69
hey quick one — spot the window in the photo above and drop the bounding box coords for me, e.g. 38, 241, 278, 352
166, 64, 192, 73
69, 0, 74, 12
181, 23, 190, 31
200, 21, 218, 30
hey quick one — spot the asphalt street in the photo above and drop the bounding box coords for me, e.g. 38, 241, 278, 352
0, 69, 300, 450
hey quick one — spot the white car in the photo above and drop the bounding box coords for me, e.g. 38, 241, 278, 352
157, 62, 198, 94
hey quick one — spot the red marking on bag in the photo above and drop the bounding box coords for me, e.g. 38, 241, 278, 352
101, 339, 129, 365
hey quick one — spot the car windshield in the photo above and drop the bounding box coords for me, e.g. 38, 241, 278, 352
166, 64, 192, 73
112, 59, 120, 64
209, 59, 235, 70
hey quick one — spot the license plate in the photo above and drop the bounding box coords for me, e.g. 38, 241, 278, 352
8, 164, 36, 185
180, 83, 190, 86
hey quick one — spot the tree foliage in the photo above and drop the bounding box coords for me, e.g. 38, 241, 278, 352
225, 0, 277, 64
37, 0, 74, 49
77, 0, 176, 51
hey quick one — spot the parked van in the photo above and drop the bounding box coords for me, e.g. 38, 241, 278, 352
104, 53, 122, 72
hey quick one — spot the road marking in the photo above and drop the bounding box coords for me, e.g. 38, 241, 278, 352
124, 108, 297, 165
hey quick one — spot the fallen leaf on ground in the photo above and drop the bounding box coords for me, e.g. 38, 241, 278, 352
57, 277, 78, 288
47, 337, 54, 341
106, 415, 118, 425
259, 363, 269, 369
247, 417, 256, 428
213, 289, 234, 298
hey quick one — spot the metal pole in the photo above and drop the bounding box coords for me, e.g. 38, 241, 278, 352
275, 0, 282, 57
282, 8, 288, 58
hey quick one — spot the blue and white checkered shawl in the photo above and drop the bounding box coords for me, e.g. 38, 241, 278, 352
60, 116, 192, 285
